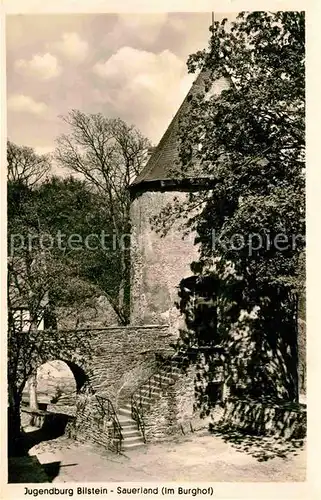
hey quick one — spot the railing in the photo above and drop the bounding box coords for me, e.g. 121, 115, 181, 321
130, 346, 226, 442
84, 382, 123, 453
94, 394, 123, 453
131, 397, 146, 443
130, 351, 189, 441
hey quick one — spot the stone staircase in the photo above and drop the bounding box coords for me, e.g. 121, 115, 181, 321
117, 354, 187, 450
117, 404, 145, 451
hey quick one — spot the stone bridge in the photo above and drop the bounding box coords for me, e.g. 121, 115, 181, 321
35, 324, 174, 406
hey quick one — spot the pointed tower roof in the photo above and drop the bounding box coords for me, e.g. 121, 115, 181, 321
130, 71, 230, 195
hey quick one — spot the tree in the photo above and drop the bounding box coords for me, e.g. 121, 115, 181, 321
55, 112, 150, 324
8, 256, 94, 456
7, 140, 51, 186
34, 176, 121, 325
7, 180, 96, 456
160, 12, 305, 408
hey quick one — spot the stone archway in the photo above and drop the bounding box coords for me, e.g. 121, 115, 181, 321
23, 359, 88, 413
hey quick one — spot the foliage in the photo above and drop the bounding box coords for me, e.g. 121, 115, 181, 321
34, 176, 125, 322
55, 111, 151, 323
7, 177, 96, 455
162, 12, 305, 409
7, 140, 51, 186
7, 246, 94, 455
7, 115, 149, 450
7, 114, 149, 453
8, 178, 99, 310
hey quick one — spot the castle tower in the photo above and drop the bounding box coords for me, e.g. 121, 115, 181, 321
130, 71, 229, 330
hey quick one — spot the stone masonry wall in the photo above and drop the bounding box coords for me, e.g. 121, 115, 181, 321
130, 190, 200, 329
66, 392, 119, 452
70, 325, 174, 406
21, 326, 173, 413
211, 398, 307, 439
143, 366, 196, 442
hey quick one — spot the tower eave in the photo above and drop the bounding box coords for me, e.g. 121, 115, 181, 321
129, 176, 217, 199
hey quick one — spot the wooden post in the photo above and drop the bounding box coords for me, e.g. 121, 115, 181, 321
221, 379, 228, 402
221, 356, 229, 403
29, 371, 39, 410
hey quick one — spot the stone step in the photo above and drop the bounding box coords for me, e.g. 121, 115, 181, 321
137, 394, 159, 404
144, 376, 166, 385
117, 412, 146, 451
122, 428, 142, 438
153, 373, 174, 383
139, 385, 162, 396
127, 394, 154, 405
137, 389, 161, 400
120, 424, 138, 433
117, 409, 145, 434
118, 417, 136, 426
121, 426, 139, 434
131, 376, 179, 406
122, 434, 145, 444
130, 399, 153, 411
118, 407, 132, 417
122, 434, 145, 446
120, 421, 138, 430
122, 441, 145, 451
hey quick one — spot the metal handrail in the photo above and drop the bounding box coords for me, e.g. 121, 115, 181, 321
130, 351, 189, 441
130, 346, 226, 440
131, 351, 188, 403
85, 383, 123, 453
95, 396, 123, 437
131, 396, 146, 443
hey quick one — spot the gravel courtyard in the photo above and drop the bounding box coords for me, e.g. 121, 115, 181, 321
21, 429, 306, 483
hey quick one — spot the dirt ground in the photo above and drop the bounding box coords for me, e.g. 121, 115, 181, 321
25, 429, 306, 483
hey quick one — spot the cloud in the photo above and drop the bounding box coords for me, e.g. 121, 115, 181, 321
104, 13, 169, 48
94, 46, 176, 81
8, 94, 48, 115
15, 53, 61, 80
92, 46, 194, 143
49, 32, 89, 63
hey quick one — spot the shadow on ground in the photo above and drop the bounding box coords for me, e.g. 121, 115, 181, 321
42, 462, 78, 482
209, 426, 305, 462
8, 456, 61, 483
22, 412, 72, 453
8, 413, 74, 483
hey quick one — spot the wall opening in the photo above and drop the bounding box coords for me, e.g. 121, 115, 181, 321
22, 359, 88, 411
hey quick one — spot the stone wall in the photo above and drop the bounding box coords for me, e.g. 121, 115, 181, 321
143, 367, 196, 442
130, 190, 200, 328
211, 398, 307, 439
21, 407, 74, 435
22, 325, 173, 413
85, 325, 173, 404
129, 73, 230, 328
66, 392, 120, 452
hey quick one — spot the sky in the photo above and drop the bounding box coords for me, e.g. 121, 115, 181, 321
6, 13, 236, 162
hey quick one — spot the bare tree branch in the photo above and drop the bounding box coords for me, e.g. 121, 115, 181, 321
55, 111, 150, 323
7, 141, 51, 186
